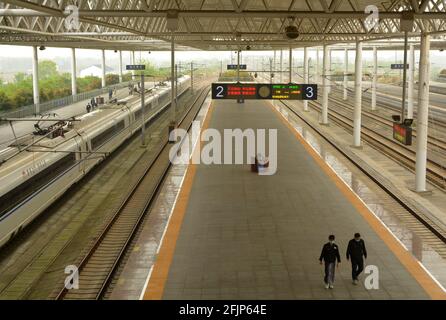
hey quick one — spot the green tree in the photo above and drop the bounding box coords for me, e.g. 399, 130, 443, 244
14, 72, 29, 83
38, 60, 58, 80
0, 90, 13, 110
105, 73, 119, 85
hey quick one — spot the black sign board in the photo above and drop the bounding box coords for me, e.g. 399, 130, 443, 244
212, 83, 317, 100
393, 122, 412, 145
391, 63, 409, 70
126, 64, 146, 70
227, 64, 247, 70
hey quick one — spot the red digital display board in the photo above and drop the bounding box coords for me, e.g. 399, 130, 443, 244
393, 122, 412, 145
227, 84, 257, 97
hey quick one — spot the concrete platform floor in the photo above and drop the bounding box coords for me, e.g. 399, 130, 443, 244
141, 99, 445, 300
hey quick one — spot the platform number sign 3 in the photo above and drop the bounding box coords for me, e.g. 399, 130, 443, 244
302, 84, 317, 100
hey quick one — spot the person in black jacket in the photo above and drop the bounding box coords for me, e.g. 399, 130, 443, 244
346, 233, 367, 285
319, 235, 341, 289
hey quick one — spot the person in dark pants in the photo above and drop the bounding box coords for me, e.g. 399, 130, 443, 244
86, 103, 91, 113
346, 233, 367, 285
319, 235, 341, 289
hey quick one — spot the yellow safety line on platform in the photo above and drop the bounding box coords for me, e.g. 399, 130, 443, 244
143, 102, 214, 300
268, 101, 446, 300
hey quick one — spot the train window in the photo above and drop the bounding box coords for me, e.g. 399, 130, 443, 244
0, 153, 76, 220
91, 120, 125, 150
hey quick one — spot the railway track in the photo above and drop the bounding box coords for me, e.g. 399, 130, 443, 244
332, 86, 446, 131
328, 94, 446, 152
304, 98, 446, 189
278, 100, 446, 259
54, 86, 210, 300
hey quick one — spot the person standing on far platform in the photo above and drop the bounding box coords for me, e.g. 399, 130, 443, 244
346, 233, 367, 285
319, 235, 341, 289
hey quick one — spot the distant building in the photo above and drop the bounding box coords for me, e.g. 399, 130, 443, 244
80, 64, 114, 78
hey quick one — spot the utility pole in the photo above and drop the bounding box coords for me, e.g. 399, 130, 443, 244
270, 57, 273, 83
141, 74, 145, 146
401, 31, 409, 121
175, 63, 179, 107
237, 49, 241, 82
191, 62, 194, 95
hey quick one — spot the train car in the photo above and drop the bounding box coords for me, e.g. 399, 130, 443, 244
0, 76, 191, 247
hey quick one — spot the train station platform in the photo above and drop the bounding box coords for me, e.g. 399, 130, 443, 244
136, 98, 446, 300
0, 82, 152, 150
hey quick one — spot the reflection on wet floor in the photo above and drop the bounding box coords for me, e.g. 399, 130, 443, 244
274, 102, 446, 290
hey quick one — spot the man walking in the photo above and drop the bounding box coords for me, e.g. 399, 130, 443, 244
346, 233, 367, 285
319, 235, 341, 289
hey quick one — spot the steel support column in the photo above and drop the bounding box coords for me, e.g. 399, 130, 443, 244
353, 41, 363, 147
321, 44, 329, 124
303, 47, 309, 111
171, 32, 176, 123
415, 34, 430, 192
343, 48, 348, 100
289, 47, 292, 83
32, 45, 39, 113
371, 47, 377, 111
131, 50, 136, 77
279, 49, 283, 83
237, 49, 240, 82
101, 49, 106, 88
408, 44, 415, 119
316, 48, 320, 84
71, 48, 77, 97
118, 50, 123, 83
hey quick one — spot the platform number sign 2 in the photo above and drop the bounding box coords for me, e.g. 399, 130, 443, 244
214, 84, 225, 99
302, 84, 317, 100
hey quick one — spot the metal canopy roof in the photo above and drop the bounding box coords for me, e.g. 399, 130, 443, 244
0, 0, 446, 51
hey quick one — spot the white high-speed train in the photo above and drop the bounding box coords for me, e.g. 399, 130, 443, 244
0, 75, 191, 247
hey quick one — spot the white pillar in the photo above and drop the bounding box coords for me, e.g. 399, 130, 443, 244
273, 50, 276, 76
303, 47, 309, 111
408, 44, 415, 119
101, 49, 106, 88
328, 49, 332, 93
321, 44, 329, 124
279, 49, 283, 83
131, 50, 136, 77
371, 47, 377, 111
415, 34, 430, 192
237, 50, 240, 82
316, 48, 320, 84
71, 48, 77, 96
171, 32, 176, 123
32, 46, 40, 113
118, 50, 123, 83
343, 48, 348, 100
289, 47, 292, 83
353, 41, 363, 147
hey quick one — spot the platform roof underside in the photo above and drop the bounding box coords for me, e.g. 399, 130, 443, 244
1, 0, 446, 50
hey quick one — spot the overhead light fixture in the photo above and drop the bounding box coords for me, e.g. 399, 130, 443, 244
284, 17, 299, 40
39, 45, 46, 50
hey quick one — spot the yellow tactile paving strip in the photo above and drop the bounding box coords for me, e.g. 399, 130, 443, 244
143, 102, 215, 300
